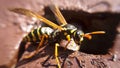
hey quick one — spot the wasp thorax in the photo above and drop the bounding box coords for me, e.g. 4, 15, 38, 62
62, 24, 77, 30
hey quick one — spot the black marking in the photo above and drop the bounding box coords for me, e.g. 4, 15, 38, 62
39, 27, 42, 36
33, 29, 40, 41
28, 31, 34, 42
26, 35, 30, 42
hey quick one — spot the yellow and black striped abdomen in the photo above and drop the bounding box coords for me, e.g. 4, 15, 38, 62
22, 27, 54, 43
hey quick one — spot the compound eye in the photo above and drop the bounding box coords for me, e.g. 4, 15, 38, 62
77, 30, 84, 37
75, 30, 84, 43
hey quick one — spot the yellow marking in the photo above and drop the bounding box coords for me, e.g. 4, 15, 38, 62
73, 31, 76, 37
66, 35, 71, 41
26, 35, 30, 42
80, 37, 84, 44
70, 29, 77, 33
79, 33, 85, 43
31, 30, 36, 41
37, 28, 41, 38
55, 43, 61, 68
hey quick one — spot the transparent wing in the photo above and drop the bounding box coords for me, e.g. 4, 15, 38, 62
50, 5, 67, 26
9, 8, 62, 30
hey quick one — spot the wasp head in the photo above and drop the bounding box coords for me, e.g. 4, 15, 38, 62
75, 30, 106, 45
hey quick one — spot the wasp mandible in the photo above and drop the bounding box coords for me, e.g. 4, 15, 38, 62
9, 4, 105, 68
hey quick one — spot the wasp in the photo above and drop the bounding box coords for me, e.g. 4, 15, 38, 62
9, 5, 105, 68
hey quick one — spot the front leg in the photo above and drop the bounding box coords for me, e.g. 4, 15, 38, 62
64, 34, 71, 50
55, 43, 61, 68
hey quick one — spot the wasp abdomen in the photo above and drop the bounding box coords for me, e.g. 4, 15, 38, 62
22, 27, 54, 42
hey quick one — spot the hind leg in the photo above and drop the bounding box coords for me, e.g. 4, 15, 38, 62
23, 35, 45, 59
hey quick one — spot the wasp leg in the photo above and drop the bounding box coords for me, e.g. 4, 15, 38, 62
36, 34, 46, 50
55, 43, 61, 68
64, 35, 71, 50
23, 35, 45, 59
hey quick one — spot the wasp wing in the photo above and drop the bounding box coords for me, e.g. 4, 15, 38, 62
9, 8, 62, 30
50, 5, 67, 26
